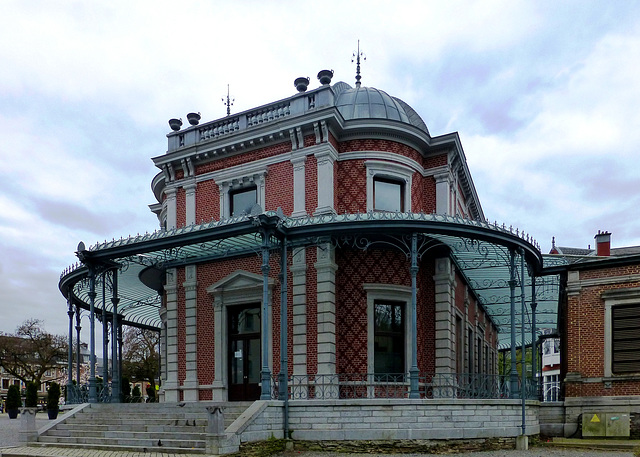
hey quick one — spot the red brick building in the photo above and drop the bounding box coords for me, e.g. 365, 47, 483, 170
59, 70, 547, 444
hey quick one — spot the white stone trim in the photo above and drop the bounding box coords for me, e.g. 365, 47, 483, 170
363, 283, 413, 375
184, 182, 197, 225
207, 270, 275, 401
164, 187, 177, 230
291, 153, 307, 217
314, 144, 338, 215
602, 287, 640, 378
365, 160, 414, 212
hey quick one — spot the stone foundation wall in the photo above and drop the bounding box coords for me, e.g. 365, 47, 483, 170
239, 399, 539, 444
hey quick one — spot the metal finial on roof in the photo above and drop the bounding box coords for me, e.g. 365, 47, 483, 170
352, 40, 366, 88
222, 84, 234, 116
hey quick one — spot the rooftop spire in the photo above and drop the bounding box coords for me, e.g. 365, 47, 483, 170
352, 40, 366, 88
222, 84, 234, 116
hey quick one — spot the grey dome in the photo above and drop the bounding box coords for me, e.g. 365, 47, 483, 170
333, 82, 429, 134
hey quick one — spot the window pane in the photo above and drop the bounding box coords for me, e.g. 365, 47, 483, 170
374, 179, 403, 212
231, 187, 257, 216
374, 302, 404, 374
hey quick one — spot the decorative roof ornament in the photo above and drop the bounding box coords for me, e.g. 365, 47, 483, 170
352, 39, 366, 88
222, 84, 234, 116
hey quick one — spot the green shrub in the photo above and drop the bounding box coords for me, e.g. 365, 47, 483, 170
25, 381, 39, 407
6, 384, 21, 410
47, 382, 61, 410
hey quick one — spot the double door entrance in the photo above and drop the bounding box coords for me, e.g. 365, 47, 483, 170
228, 304, 261, 401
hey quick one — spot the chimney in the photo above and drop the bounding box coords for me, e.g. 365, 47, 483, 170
594, 231, 611, 256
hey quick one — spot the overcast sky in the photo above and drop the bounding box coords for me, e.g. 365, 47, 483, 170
1, 1, 640, 338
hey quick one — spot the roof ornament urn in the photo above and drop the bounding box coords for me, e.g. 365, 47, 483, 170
294, 77, 310, 92
168, 118, 182, 131
317, 69, 333, 85
187, 112, 201, 126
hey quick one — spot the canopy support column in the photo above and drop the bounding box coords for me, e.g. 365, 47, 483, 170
520, 249, 527, 434
102, 273, 109, 400
75, 305, 81, 388
66, 296, 74, 404
509, 249, 519, 398
279, 238, 289, 434
530, 276, 537, 398
409, 233, 420, 398
87, 266, 97, 403
111, 269, 120, 403
260, 228, 272, 400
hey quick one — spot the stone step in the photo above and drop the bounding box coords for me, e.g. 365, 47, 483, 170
28, 441, 207, 455
44, 428, 207, 440
37, 435, 206, 449
56, 418, 208, 431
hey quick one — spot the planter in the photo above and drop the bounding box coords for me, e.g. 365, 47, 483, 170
8, 408, 19, 419
317, 69, 334, 85
187, 112, 201, 126
294, 77, 310, 92
168, 118, 182, 131
47, 408, 59, 420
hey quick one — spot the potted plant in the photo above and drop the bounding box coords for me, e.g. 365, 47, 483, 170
6, 384, 21, 419
47, 382, 61, 420
25, 381, 39, 408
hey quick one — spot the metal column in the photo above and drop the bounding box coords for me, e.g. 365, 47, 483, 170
87, 266, 97, 403
260, 228, 272, 400
66, 296, 74, 403
279, 238, 289, 435
111, 269, 120, 402
509, 249, 519, 398
409, 233, 420, 398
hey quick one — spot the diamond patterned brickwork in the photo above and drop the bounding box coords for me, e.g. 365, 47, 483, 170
177, 268, 186, 386
335, 159, 366, 214
338, 139, 422, 164
335, 248, 436, 374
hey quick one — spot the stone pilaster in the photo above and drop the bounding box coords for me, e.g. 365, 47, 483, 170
163, 268, 179, 402
315, 243, 338, 375
434, 171, 452, 215
433, 257, 456, 374
291, 155, 307, 217
291, 248, 308, 376
314, 145, 338, 215
183, 264, 198, 401
165, 187, 177, 229
184, 182, 197, 225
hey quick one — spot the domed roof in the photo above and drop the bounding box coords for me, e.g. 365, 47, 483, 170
333, 82, 429, 134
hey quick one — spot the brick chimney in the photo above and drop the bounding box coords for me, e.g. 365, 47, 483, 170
594, 231, 611, 256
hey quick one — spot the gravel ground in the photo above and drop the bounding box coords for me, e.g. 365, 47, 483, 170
283, 450, 634, 457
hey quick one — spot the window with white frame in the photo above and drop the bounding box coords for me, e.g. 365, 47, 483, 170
230, 185, 258, 216
365, 161, 413, 213
364, 283, 413, 377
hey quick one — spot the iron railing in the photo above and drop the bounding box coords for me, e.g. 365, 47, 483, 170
271, 372, 539, 400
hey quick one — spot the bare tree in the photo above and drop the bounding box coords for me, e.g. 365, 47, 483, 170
0, 319, 67, 385
121, 327, 160, 399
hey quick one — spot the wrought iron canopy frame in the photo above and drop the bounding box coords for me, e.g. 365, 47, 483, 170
59, 211, 558, 346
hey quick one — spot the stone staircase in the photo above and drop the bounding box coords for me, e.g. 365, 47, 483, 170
33, 401, 252, 454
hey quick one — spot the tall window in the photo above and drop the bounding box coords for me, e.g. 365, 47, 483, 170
374, 301, 405, 374
230, 186, 257, 216
612, 303, 640, 374
373, 177, 404, 212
